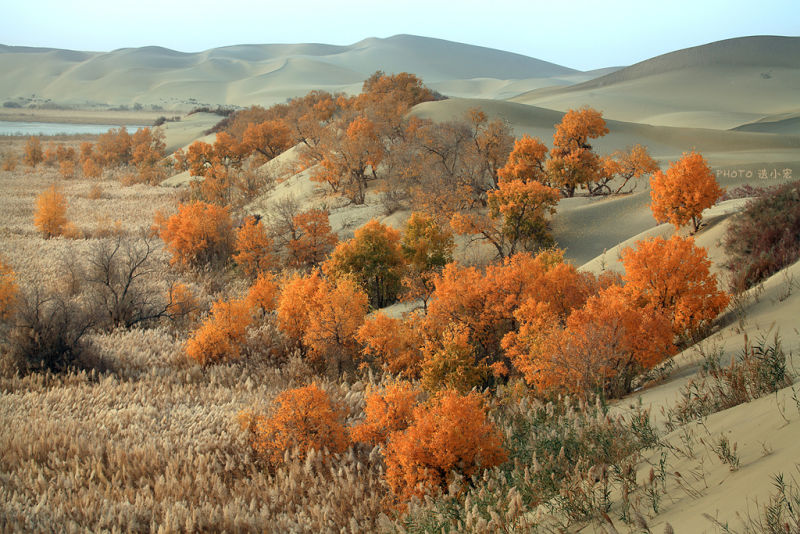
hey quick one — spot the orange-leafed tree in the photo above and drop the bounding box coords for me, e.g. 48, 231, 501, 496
546, 107, 609, 197
621, 235, 729, 337
130, 127, 166, 168
276, 271, 326, 353
287, 208, 338, 268
598, 144, 659, 195
234, 216, 275, 277
94, 127, 132, 167
0, 258, 19, 321
241, 119, 292, 160
350, 380, 422, 446
303, 277, 369, 373
23, 136, 43, 167
323, 219, 405, 308
420, 322, 486, 394
185, 298, 252, 365
359, 71, 435, 112
400, 213, 454, 311
383, 390, 507, 502
650, 151, 724, 232
497, 134, 550, 186
34, 184, 69, 238
312, 115, 385, 204
154, 201, 234, 268
276, 271, 368, 372
82, 158, 102, 179
451, 178, 560, 259
504, 286, 674, 397
356, 311, 424, 377
425, 250, 595, 365
240, 383, 349, 467
58, 159, 76, 179
245, 272, 280, 314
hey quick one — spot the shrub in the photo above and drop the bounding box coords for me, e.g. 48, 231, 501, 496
185, 298, 252, 365
240, 383, 349, 467
323, 219, 405, 308
384, 389, 507, 502
233, 216, 275, 277
0, 258, 19, 321
34, 184, 69, 238
621, 235, 729, 337
723, 181, 800, 292
3, 288, 95, 372
350, 380, 422, 446
23, 136, 43, 167
85, 235, 173, 329
154, 201, 234, 269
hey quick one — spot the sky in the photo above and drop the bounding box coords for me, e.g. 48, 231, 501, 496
2, 0, 798, 71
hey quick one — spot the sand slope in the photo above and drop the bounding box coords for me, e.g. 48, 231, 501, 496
0, 35, 585, 110
511, 36, 800, 130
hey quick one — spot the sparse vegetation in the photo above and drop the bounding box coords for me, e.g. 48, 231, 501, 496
0, 66, 787, 533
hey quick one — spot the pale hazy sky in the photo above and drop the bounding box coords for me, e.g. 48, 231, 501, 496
2, 0, 798, 70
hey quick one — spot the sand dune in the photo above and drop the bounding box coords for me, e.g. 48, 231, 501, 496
0, 35, 586, 110
511, 36, 800, 130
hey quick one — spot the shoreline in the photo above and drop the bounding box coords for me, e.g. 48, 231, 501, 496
0, 108, 175, 126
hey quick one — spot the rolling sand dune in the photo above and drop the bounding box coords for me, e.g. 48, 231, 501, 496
0, 35, 589, 110
511, 36, 800, 130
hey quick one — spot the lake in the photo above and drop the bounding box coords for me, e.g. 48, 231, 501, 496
0, 121, 149, 136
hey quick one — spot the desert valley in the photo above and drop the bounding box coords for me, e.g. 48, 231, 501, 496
0, 33, 799, 533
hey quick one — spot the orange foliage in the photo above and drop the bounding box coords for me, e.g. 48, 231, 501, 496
245, 272, 279, 314
276, 271, 326, 350
276, 272, 368, 370
233, 216, 275, 277
185, 298, 253, 364
546, 107, 609, 197
155, 201, 234, 268
242, 120, 292, 160
497, 134, 550, 185
621, 235, 729, 336
384, 390, 507, 501
350, 380, 422, 446
359, 71, 435, 112
420, 322, 485, 393
312, 115, 385, 204
0, 258, 19, 321
241, 383, 348, 466
287, 209, 338, 268
426, 251, 594, 362
599, 144, 659, 195
130, 127, 166, 168
451, 178, 560, 259
82, 158, 102, 179
23, 136, 43, 167
356, 312, 424, 377
58, 159, 76, 179
504, 286, 674, 396
650, 151, 724, 232
34, 184, 69, 238
94, 127, 132, 167
303, 277, 369, 371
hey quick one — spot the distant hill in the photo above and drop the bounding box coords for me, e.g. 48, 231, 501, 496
0, 35, 581, 110
510, 36, 800, 129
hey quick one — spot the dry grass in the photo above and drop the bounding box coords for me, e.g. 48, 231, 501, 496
0, 155, 394, 532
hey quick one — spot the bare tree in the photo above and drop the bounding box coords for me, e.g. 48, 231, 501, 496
85, 232, 178, 329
